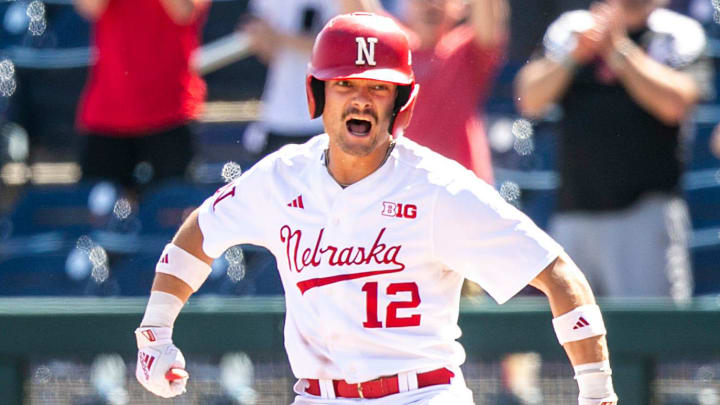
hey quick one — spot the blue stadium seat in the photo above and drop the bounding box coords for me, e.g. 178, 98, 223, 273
692, 245, 720, 295
686, 187, 720, 228
687, 121, 719, 171
5, 182, 119, 238
136, 180, 220, 236
111, 253, 157, 296
0, 251, 91, 296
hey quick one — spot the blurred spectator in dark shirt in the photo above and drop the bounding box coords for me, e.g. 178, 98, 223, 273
515, 0, 710, 300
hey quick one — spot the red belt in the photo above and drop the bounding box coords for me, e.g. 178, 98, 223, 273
305, 367, 455, 399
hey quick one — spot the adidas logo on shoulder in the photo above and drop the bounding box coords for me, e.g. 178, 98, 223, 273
287, 195, 304, 209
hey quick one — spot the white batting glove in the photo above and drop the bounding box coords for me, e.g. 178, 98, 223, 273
135, 326, 188, 398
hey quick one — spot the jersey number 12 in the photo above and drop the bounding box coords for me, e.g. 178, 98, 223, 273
362, 282, 421, 328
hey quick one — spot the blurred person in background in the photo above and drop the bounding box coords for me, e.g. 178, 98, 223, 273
239, 0, 339, 158
515, 0, 710, 300
74, 0, 209, 196
346, 0, 509, 184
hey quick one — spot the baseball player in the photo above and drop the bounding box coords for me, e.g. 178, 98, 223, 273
135, 13, 619, 405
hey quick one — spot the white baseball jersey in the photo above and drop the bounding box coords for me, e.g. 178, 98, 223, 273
197, 135, 562, 383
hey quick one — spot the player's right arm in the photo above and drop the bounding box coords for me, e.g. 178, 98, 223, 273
433, 175, 617, 405
152, 209, 211, 302
73, 0, 110, 21
135, 160, 268, 398
134, 208, 212, 398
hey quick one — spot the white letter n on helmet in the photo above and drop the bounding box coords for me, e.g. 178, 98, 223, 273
355, 37, 378, 66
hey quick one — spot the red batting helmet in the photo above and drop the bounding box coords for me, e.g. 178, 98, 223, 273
306, 12, 419, 137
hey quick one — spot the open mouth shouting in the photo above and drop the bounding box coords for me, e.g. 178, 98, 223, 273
345, 117, 374, 137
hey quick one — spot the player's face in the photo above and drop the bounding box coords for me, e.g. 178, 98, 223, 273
322, 78, 397, 157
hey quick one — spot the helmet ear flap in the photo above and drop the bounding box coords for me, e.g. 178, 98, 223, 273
390, 84, 419, 138
394, 85, 412, 112
306, 76, 326, 119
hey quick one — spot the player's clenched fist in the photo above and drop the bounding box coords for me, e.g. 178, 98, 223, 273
135, 326, 188, 398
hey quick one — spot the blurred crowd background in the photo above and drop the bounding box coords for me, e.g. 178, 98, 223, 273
0, 0, 719, 404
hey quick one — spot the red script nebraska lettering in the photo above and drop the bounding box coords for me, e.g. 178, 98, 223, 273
279, 226, 405, 294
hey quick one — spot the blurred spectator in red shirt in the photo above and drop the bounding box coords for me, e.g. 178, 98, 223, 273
74, 0, 208, 194
348, 0, 508, 184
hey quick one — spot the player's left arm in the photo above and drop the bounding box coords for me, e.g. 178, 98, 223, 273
468, 0, 509, 47
159, 0, 209, 25
530, 252, 618, 405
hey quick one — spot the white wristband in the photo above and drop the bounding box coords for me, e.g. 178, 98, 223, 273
575, 361, 617, 402
552, 304, 607, 345
141, 291, 184, 328
156, 243, 212, 292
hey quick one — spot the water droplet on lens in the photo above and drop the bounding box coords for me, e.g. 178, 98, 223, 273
0, 59, 14, 81
113, 198, 132, 220
222, 161, 242, 183
91, 264, 109, 284
26, 1, 45, 20
33, 366, 51, 384
512, 118, 533, 140
513, 137, 534, 156
76, 235, 94, 253
133, 161, 154, 184
227, 264, 246, 282
89, 245, 108, 268
0, 78, 17, 97
28, 17, 46, 36
225, 246, 244, 265
500, 181, 521, 202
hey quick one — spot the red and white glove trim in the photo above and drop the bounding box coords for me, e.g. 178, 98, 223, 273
136, 326, 173, 348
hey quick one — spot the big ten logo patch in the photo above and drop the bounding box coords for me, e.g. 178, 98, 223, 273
381, 202, 417, 219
